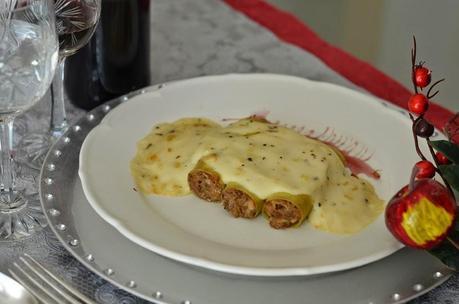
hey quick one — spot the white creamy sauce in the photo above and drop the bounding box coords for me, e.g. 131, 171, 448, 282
131, 118, 384, 234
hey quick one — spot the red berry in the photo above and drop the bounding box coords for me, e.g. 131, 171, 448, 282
414, 66, 431, 88
408, 94, 429, 115
435, 152, 450, 165
415, 160, 436, 178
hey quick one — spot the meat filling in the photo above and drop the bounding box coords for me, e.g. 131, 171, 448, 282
222, 187, 259, 218
187, 169, 224, 202
263, 199, 302, 229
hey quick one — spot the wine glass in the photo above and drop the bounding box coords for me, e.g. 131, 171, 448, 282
17, 0, 101, 169
0, 0, 58, 240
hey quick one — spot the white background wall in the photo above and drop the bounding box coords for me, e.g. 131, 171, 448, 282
268, 0, 459, 111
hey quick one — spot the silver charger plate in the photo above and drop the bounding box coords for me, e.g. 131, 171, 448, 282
40, 85, 454, 304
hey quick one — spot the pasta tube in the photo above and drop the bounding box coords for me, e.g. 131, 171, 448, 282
221, 183, 263, 219
263, 193, 313, 229
187, 162, 224, 202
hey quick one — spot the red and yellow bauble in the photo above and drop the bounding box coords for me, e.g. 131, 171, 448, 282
385, 179, 456, 249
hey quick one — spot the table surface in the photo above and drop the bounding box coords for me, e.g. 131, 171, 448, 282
0, 0, 457, 303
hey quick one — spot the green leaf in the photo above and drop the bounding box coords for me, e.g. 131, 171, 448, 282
439, 164, 459, 192
429, 140, 459, 164
427, 213, 459, 271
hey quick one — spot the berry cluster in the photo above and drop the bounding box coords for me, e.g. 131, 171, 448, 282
407, 38, 450, 180
385, 38, 458, 260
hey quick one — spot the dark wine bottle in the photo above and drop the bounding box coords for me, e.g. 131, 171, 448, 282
65, 0, 151, 110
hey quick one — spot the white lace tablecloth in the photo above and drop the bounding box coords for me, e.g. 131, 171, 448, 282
0, 0, 457, 303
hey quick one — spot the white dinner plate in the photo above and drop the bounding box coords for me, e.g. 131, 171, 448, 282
79, 73, 424, 276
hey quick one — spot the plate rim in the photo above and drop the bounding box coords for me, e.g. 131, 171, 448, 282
37, 76, 455, 304
78, 73, 409, 277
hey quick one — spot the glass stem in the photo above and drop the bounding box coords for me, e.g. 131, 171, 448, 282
50, 56, 69, 139
0, 118, 16, 195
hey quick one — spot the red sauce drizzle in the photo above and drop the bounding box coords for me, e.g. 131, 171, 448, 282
234, 113, 381, 179
343, 154, 381, 180
305, 137, 380, 179
314, 138, 380, 180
